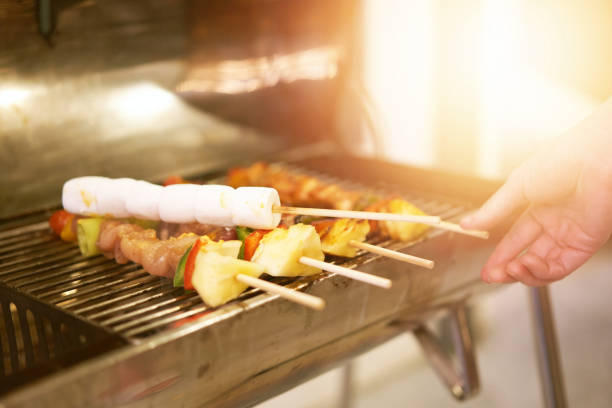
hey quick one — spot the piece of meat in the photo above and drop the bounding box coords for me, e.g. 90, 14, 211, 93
229, 163, 431, 243
229, 163, 361, 210
97, 220, 198, 277
158, 222, 236, 241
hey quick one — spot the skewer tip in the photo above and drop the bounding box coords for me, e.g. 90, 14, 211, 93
311, 298, 326, 311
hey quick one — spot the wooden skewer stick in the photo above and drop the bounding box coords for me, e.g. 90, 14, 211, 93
273, 206, 441, 225
273, 206, 488, 239
236, 274, 325, 311
436, 221, 489, 239
348, 240, 434, 269
299, 256, 392, 289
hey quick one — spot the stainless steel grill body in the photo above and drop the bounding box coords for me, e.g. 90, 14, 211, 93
0, 154, 502, 407
1, 1, 505, 406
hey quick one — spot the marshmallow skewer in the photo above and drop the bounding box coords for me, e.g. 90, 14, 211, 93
63, 177, 281, 229
63, 177, 488, 239
274, 206, 488, 240
274, 205, 440, 225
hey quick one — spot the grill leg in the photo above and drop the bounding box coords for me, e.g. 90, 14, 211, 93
339, 361, 354, 408
413, 301, 480, 400
529, 286, 568, 408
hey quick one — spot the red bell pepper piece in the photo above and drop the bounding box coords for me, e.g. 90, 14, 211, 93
184, 238, 204, 290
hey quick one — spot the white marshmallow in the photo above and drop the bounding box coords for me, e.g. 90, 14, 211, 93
62, 176, 108, 216
64, 176, 283, 229
125, 180, 163, 220
231, 187, 281, 229
195, 185, 235, 226
95, 178, 135, 218
158, 184, 199, 223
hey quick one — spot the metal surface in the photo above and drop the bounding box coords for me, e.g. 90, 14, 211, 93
0, 0, 359, 218
529, 286, 568, 408
0, 155, 503, 407
0, 1, 509, 405
413, 301, 480, 400
339, 362, 354, 408
0, 160, 471, 344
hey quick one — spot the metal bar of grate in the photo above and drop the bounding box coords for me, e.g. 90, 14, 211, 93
53, 274, 162, 310
0, 237, 57, 258
70, 280, 170, 315
0, 222, 49, 241
34, 315, 49, 361
111, 296, 204, 332
41, 269, 149, 304
0, 247, 82, 277
7, 257, 112, 287
99, 291, 200, 326
1, 301, 19, 374
0, 319, 5, 376
0, 230, 50, 248
122, 305, 210, 338
87, 288, 184, 322
31, 267, 148, 299
17, 308, 33, 366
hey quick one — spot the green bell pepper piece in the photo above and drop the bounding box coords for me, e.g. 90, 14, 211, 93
173, 243, 193, 288
77, 218, 104, 257
235, 226, 253, 259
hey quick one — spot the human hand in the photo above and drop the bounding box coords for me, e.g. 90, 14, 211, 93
460, 98, 612, 286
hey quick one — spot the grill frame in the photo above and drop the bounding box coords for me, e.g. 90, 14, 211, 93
0, 153, 502, 407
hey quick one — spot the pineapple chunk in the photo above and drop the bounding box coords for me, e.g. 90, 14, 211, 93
199, 236, 242, 258
251, 224, 324, 277
192, 252, 265, 307
320, 219, 370, 257
382, 199, 430, 241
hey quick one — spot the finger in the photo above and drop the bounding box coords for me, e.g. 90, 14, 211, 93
505, 259, 550, 286
460, 170, 528, 230
517, 253, 559, 284
481, 210, 542, 283
517, 234, 564, 281
481, 265, 517, 283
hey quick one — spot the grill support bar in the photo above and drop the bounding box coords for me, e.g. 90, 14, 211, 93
529, 286, 568, 408
413, 300, 480, 400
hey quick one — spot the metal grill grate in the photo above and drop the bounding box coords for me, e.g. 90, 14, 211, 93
0, 165, 470, 389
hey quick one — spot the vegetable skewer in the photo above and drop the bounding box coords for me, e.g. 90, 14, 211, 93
235, 274, 325, 311
299, 257, 391, 289
52, 212, 396, 308
50, 212, 325, 310
228, 163, 489, 239
298, 217, 435, 270
348, 240, 434, 269
242, 224, 393, 289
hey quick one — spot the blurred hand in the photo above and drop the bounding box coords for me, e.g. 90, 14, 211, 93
461, 97, 612, 286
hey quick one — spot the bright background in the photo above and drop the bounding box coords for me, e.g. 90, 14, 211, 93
362, 0, 612, 179
259, 1, 612, 407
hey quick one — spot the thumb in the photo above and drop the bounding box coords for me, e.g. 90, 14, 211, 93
461, 169, 528, 230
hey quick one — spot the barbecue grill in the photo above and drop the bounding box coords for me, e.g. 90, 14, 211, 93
0, 1, 566, 407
